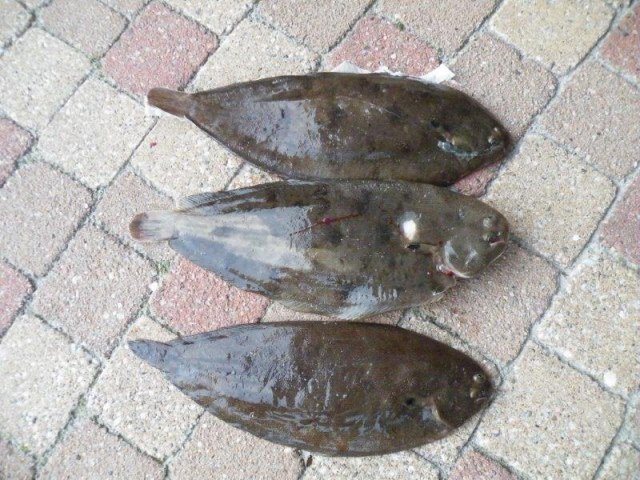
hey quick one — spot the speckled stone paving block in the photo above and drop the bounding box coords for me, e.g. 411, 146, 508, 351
40, 0, 126, 57
192, 19, 317, 89
376, 0, 496, 55
0, 28, 90, 130
596, 443, 640, 480
151, 258, 269, 335
601, 4, 640, 82
103, 2, 217, 97
170, 414, 303, 480
540, 62, 640, 179
0, 163, 91, 277
536, 251, 639, 396
94, 171, 173, 262
476, 344, 624, 480
486, 134, 615, 268
491, 0, 613, 75
87, 317, 202, 459
0, 262, 32, 336
324, 15, 439, 75
0, 438, 34, 480
166, 0, 253, 34
131, 117, 241, 198
226, 163, 279, 189
40, 418, 163, 479
305, 452, 439, 480
262, 301, 401, 324
258, 0, 370, 52
102, 0, 145, 17
0, 316, 96, 456
0, 118, 33, 185
39, 77, 152, 188
32, 225, 155, 355
421, 244, 557, 365
449, 450, 517, 480
452, 33, 556, 138
0, 0, 30, 47
629, 396, 640, 447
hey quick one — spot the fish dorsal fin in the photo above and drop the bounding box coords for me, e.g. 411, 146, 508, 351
178, 191, 233, 210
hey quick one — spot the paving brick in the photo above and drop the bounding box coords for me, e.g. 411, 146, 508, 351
94, 171, 174, 262
40, 0, 126, 57
192, 19, 317, 89
87, 316, 202, 459
170, 413, 303, 480
0, 119, 33, 186
536, 251, 639, 396
540, 61, 640, 179
376, 0, 496, 55
601, 4, 640, 82
40, 418, 163, 479
452, 33, 556, 139
0, 438, 34, 480
305, 452, 439, 480
629, 396, 640, 447
103, 2, 217, 97
262, 301, 401, 324
0, 0, 30, 47
476, 343, 624, 480
38, 77, 152, 188
22, 0, 47, 8
602, 174, 640, 267
491, 0, 613, 75
151, 258, 269, 335
32, 225, 155, 355
421, 244, 557, 365
485, 134, 615, 268
452, 163, 500, 198
0, 316, 96, 456
0, 28, 90, 130
449, 450, 517, 480
226, 163, 278, 190
596, 443, 640, 480
166, 0, 253, 34
131, 117, 241, 198
0, 262, 32, 336
324, 15, 439, 75
102, 0, 146, 17
257, 0, 370, 52
0, 163, 91, 277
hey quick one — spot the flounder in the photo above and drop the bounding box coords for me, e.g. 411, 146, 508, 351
148, 73, 509, 185
129, 321, 494, 456
131, 180, 509, 319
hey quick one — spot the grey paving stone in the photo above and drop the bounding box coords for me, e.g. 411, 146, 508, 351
166, 0, 253, 34
0, 163, 91, 277
0, 316, 96, 456
0, 118, 33, 186
0, 28, 90, 131
38, 77, 152, 189
102, 0, 146, 17
0, 0, 30, 47
595, 443, 640, 480
87, 316, 202, 460
0, 437, 34, 480
226, 163, 279, 190
449, 449, 517, 480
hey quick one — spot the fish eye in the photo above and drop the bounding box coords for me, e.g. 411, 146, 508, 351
473, 373, 485, 384
405, 397, 416, 406
430, 119, 440, 129
406, 243, 420, 251
482, 216, 495, 228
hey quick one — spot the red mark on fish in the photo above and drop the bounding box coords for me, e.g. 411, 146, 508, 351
292, 213, 360, 235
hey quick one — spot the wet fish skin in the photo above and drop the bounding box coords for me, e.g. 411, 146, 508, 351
148, 73, 509, 185
130, 180, 509, 319
129, 321, 494, 456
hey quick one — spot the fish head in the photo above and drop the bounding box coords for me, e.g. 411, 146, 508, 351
439, 208, 509, 278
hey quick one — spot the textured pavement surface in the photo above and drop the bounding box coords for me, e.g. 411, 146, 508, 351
1, 0, 639, 479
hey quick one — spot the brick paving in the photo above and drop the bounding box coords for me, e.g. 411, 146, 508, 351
0, 1, 638, 478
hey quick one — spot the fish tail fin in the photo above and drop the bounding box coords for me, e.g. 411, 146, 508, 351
128, 340, 170, 371
147, 88, 192, 117
129, 211, 179, 242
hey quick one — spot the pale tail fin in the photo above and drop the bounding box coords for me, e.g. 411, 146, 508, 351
130, 211, 178, 242
147, 88, 192, 117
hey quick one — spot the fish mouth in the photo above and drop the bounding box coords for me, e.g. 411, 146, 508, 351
437, 260, 471, 279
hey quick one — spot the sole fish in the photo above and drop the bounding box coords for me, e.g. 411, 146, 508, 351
131, 180, 508, 319
148, 73, 509, 185
130, 321, 494, 456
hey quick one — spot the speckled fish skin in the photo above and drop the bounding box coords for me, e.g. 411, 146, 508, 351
147, 73, 509, 185
130, 180, 509, 319
129, 321, 494, 456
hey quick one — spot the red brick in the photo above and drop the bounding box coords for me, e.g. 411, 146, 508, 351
0, 262, 32, 336
0, 119, 32, 185
103, 2, 217, 97
602, 175, 640, 265
601, 4, 640, 82
151, 258, 269, 335
453, 162, 500, 197
449, 450, 517, 480
325, 15, 439, 76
